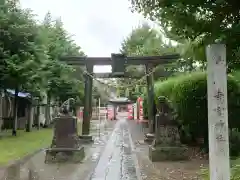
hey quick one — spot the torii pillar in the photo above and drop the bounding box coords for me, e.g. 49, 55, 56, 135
80, 63, 93, 141
144, 63, 155, 143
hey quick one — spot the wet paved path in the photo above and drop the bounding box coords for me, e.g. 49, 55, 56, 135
90, 118, 139, 180
0, 120, 116, 180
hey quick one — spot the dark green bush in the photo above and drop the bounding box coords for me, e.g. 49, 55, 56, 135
151, 72, 240, 150
230, 129, 240, 157
142, 80, 171, 119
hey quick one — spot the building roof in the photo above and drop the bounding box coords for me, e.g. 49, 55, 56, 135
108, 97, 133, 105
6, 89, 31, 98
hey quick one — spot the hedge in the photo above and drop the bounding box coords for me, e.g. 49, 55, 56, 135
143, 71, 240, 150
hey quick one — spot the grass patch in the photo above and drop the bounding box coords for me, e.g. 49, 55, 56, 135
200, 158, 240, 179
0, 129, 53, 165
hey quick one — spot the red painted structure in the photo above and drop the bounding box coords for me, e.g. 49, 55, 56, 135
127, 104, 133, 120
77, 107, 83, 120
137, 97, 144, 122
107, 105, 114, 120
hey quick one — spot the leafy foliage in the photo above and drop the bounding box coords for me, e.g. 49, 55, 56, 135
121, 23, 175, 56
229, 129, 240, 157
130, 0, 240, 71
118, 23, 177, 98
0, 1, 44, 90
0, 1, 85, 101
143, 72, 240, 152
38, 14, 85, 102
0, 1, 86, 133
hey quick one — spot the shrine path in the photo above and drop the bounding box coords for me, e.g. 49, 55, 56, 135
90, 118, 140, 180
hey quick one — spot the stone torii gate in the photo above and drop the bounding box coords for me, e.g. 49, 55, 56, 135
60, 53, 179, 138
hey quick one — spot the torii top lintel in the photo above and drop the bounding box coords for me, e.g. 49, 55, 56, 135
60, 53, 180, 66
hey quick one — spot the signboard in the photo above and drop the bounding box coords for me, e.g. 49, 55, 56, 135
133, 103, 137, 120
111, 53, 126, 77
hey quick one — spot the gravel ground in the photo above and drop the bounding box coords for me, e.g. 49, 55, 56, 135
128, 120, 208, 180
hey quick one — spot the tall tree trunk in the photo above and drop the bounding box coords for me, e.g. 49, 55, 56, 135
12, 87, 19, 136
44, 92, 51, 127
36, 103, 40, 130
26, 98, 33, 132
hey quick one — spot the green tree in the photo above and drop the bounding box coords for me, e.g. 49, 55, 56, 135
118, 24, 177, 98
38, 14, 85, 126
0, 0, 47, 135
130, 0, 240, 71
0, 5, 85, 133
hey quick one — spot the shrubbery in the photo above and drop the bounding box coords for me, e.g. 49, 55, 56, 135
229, 129, 240, 157
143, 71, 240, 155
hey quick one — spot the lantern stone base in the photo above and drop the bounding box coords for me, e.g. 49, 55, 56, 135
45, 147, 85, 164
149, 145, 188, 162
144, 133, 155, 144
79, 135, 93, 143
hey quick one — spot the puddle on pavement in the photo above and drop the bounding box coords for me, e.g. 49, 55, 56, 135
91, 152, 101, 162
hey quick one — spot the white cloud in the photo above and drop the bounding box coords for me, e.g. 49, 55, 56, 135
20, 0, 151, 72
20, 0, 147, 58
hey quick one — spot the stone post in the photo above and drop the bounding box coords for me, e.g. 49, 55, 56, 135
206, 44, 230, 180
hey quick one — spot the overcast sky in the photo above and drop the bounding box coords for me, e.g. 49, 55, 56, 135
19, 0, 149, 56
19, 0, 151, 72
